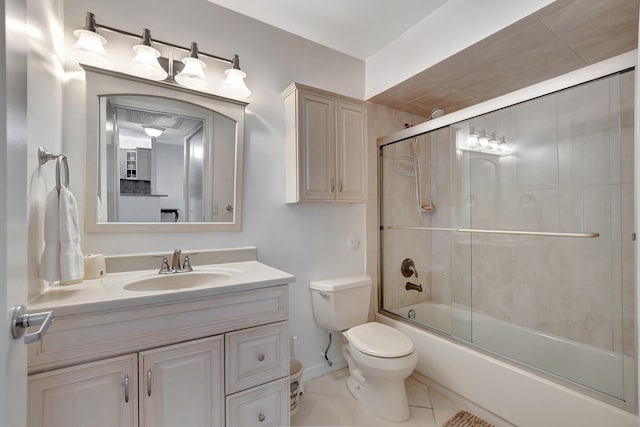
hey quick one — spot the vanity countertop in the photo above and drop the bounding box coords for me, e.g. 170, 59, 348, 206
30, 260, 295, 317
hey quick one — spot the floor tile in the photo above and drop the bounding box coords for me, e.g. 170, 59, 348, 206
352, 404, 438, 427
293, 370, 467, 426
291, 391, 357, 426
434, 408, 463, 426
405, 377, 432, 408
429, 388, 460, 411
303, 367, 351, 398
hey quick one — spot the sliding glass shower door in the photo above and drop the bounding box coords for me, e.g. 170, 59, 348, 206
379, 70, 635, 404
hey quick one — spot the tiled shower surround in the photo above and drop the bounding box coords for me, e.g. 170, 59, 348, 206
381, 71, 635, 396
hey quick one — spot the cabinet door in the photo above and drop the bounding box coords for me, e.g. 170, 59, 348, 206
139, 336, 224, 427
28, 354, 137, 427
336, 101, 367, 201
136, 148, 151, 181
298, 91, 336, 201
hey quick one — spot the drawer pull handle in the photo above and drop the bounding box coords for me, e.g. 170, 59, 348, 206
257, 353, 265, 362
123, 375, 130, 403
258, 413, 266, 422
147, 369, 152, 396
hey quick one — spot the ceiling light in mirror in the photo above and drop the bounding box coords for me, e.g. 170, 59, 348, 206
142, 125, 165, 138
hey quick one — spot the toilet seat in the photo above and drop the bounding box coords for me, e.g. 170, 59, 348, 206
344, 322, 414, 358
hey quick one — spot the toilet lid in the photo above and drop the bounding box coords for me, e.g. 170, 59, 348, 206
345, 323, 414, 358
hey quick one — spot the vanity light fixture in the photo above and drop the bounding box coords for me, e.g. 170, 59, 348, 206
459, 127, 512, 156
222, 54, 252, 99
130, 29, 168, 81
175, 42, 207, 89
142, 125, 165, 138
477, 131, 490, 147
70, 12, 112, 69
70, 12, 252, 98
465, 127, 480, 147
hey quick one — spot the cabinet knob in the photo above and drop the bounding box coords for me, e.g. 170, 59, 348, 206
258, 413, 266, 422
257, 353, 265, 362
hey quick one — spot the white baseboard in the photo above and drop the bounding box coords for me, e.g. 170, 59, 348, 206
411, 371, 515, 427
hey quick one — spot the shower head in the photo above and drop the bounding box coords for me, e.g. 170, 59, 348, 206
430, 107, 445, 119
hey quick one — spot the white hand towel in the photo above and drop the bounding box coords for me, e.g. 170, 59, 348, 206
39, 188, 61, 282
58, 186, 84, 284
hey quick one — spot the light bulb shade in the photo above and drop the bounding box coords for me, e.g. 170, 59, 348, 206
142, 125, 165, 138
130, 44, 168, 81
478, 133, 490, 147
222, 68, 251, 99
71, 29, 112, 69
465, 134, 479, 147
175, 57, 206, 89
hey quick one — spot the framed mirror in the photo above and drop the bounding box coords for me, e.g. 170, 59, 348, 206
84, 66, 246, 232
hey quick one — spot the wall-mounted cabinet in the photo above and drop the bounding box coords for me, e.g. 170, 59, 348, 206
283, 82, 367, 203
119, 148, 151, 180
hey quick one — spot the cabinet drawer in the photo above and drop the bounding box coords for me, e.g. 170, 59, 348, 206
226, 378, 289, 427
29, 285, 288, 373
225, 321, 289, 394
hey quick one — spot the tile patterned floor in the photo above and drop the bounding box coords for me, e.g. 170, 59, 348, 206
291, 368, 465, 426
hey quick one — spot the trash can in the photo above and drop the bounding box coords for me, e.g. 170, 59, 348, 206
290, 358, 304, 416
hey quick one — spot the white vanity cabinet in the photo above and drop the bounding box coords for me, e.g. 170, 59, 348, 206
27, 285, 290, 427
283, 82, 368, 203
139, 336, 224, 427
28, 354, 137, 427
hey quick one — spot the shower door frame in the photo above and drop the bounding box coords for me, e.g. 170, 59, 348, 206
375, 50, 638, 409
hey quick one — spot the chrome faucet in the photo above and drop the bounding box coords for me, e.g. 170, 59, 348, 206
405, 281, 423, 292
171, 249, 182, 271
157, 249, 197, 274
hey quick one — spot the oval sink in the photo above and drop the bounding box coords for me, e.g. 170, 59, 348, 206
123, 272, 231, 292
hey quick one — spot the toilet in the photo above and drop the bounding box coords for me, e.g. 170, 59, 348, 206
310, 275, 418, 422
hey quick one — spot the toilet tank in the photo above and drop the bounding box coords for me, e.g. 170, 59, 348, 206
310, 275, 372, 332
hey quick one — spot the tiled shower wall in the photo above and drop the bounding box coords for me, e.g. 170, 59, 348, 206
382, 70, 635, 356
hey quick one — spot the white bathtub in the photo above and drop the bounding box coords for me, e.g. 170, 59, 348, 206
379, 301, 638, 427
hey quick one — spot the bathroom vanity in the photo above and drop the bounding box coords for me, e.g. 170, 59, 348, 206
26, 249, 294, 427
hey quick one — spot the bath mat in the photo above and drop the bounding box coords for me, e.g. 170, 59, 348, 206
442, 410, 495, 427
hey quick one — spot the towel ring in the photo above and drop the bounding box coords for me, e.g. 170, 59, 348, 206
55, 155, 69, 191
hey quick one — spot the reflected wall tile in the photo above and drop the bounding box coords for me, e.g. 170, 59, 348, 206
557, 76, 612, 139
620, 126, 634, 184
620, 70, 635, 128
558, 130, 611, 188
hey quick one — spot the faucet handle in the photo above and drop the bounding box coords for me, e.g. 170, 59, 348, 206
182, 256, 194, 272
158, 257, 170, 274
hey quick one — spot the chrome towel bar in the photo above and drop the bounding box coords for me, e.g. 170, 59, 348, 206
38, 146, 69, 191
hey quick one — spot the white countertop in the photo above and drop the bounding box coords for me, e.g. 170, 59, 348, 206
30, 261, 295, 317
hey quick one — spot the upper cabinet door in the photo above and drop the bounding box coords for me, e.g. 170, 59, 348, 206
139, 336, 224, 427
336, 101, 367, 202
298, 92, 336, 201
283, 82, 368, 203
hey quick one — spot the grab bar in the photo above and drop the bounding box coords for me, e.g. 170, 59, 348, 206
385, 225, 599, 239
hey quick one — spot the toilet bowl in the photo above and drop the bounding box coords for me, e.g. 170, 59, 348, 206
309, 276, 418, 422
342, 322, 418, 422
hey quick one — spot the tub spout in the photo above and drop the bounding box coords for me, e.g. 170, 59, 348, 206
405, 282, 423, 292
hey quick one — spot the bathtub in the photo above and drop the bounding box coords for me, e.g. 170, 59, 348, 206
378, 301, 638, 427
